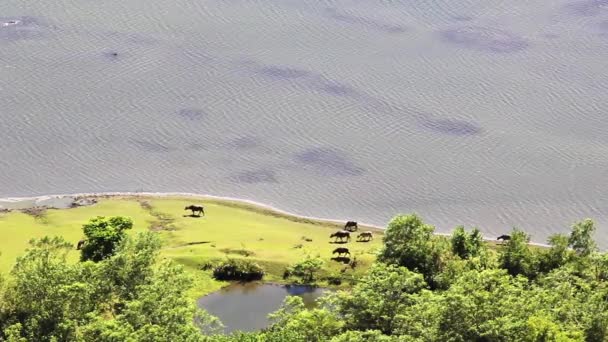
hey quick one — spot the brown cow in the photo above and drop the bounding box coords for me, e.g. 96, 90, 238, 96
330, 230, 351, 242
357, 231, 373, 242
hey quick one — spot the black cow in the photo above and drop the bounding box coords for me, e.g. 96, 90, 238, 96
76, 239, 86, 250
185, 205, 205, 217
332, 247, 350, 256
344, 221, 358, 232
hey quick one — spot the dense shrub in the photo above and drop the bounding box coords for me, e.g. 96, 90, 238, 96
212, 259, 265, 281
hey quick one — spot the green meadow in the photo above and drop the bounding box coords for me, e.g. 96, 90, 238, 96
0, 196, 383, 298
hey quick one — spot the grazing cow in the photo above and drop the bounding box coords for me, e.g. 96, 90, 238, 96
357, 231, 373, 242
332, 247, 350, 256
344, 221, 358, 232
497, 234, 511, 241
185, 205, 205, 217
76, 239, 86, 250
330, 230, 351, 242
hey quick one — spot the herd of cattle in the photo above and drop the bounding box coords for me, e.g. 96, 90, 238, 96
329, 221, 373, 258
77, 204, 375, 261
75, 203, 511, 261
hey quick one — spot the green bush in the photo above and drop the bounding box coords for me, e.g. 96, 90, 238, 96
286, 256, 325, 284
212, 259, 265, 281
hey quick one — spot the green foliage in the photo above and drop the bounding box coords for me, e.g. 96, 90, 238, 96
212, 259, 265, 281
3, 211, 608, 342
82, 261, 214, 342
0, 236, 96, 341
329, 330, 394, 342
98, 231, 162, 302
450, 226, 486, 260
286, 255, 325, 283
378, 214, 448, 287
539, 234, 572, 273
0, 232, 216, 342
264, 296, 343, 342
450, 226, 468, 259
333, 263, 426, 334
568, 219, 597, 257
499, 228, 538, 278
81, 216, 133, 262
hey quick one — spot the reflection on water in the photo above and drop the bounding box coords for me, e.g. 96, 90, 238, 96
197, 283, 327, 333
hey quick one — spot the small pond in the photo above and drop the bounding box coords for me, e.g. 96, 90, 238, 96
197, 283, 328, 333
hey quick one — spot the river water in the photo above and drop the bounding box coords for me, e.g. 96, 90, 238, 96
1, 0, 607, 245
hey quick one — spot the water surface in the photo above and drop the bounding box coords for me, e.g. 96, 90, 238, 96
197, 283, 327, 333
1, 0, 608, 246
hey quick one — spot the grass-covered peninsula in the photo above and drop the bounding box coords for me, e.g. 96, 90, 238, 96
0, 196, 382, 297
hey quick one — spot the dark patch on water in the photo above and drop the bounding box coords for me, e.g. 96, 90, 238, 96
439, 26, 529, 53
181, 50, 214, 64
258, 66, 310, 79
325, 8, 407, 34
564, 0, 608, 16
317, 81, 360, 97
420, 118, 482, 136
131, 140, 172, 153
0, 16, 48, 42
231, 169, 277, 184
177, 108, 206, 120
293, 147, 365, 176
226, 136, 261, 150
248, 60, 362, 100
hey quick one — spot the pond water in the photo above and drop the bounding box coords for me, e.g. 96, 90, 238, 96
197, 283, 328, 333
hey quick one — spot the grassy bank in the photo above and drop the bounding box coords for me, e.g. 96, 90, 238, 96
0, 196, 383, 298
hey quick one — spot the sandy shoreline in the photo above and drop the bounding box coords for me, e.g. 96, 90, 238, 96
0, 191, 385, 228
0, 191, 550, 247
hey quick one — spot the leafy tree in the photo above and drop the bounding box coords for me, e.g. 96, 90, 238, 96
263, 296, 342, 342
525, 314, 584, 341
99, 232, 162, 302
393, 290, 444, 340
286, 255, 324, 283
333, 263, 426, 334
450, 226, 468, 259
0, 231, 217, 342
498, 228, 538, 278
81, 216, 133, 262
467, 228, 485, 258
568, 219, 597, 257
539, 234, 572, 273
379, 214, 434, 268
450, 226, 485, 260
379, 214, 448, 287
82, 260, 212, 342
0, 237, 98, 341
436, 269, 536, 341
